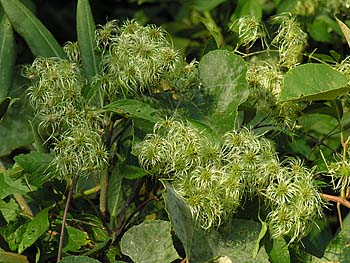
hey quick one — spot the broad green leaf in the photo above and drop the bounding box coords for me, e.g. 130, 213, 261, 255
60, 256, 101, 263
107, 164, 124, 222
279, 63, 348, 102
0, 0, 65, 58
77, 214, 109, 242
0, 198, 19, 223
63, 226, 89, 253
14, 152, 54, 187
0, 15, 15, 99
230, 0, 264, 21
163, 182, 269, 263
77, 0, 100, 80
335, 16, 350, 48
194, 11, 223, 48
311, 214, 350, 263
199, 50, 249, 136
103, 99, 161, 123
0, 251, 29, 263
214, 220, 270, 263
265, 237, 290, 263
0, 106, 33, 157
308, 15, 333, 42
0, 97, 10, 121
0, 170, 29, 199
18, 207, 49, 254
163, 181, 215, 262
1, 221, 27, 251
191, 0, 226, 11
302, 218, 334, 258
121, 165, 146, 180
120, 220, 180, 263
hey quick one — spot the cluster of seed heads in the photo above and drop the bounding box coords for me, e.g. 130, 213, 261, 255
94, 20, 179, 97
325, 148, 350, 194
137, 119, 324, 240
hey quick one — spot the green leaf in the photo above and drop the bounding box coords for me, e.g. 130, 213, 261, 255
265, 237, 290, 263
308, 15, 333, 42
163, 181, 215, 262
0, 198, 19, 223
14, 152, 54, 187
0, 15, 15, 99
191, 0, 226, 11
0, 97, 10, 121
279, 63, 349, 102
302, 218, 334, 258
0, 251, 29, 263
18, 207, 50, 254
194, 11, 223, 48
198, 50, 249, 136
103, 99, 161, 123
163, 182, 269, 263
0, 0, 65, 58
311, 214, 350, 263
230, 0, 264, 21
0, 105, 33, 157
76, 0, 100, 80
63, 226, 89, 253
253, 221, 267, 258
60, 256, 101, 263
335, 16, 350, 48
120, 220, 180, 263
0, 170, 29, 199
107, 164, 124, 228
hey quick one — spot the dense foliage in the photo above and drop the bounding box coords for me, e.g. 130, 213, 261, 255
1, 0, 350, 263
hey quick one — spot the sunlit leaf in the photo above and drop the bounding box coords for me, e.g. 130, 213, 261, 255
279, 63, 348, 102
0, 198, 19, 223
63, 226, 89, 253
120, 220, 180, 263
265, 237, 290, 263
103, 99, 161, 123
163, 182, 269, 263
199, 50, 249, 136
0, 170, 29, 199
18, 208, 50, 254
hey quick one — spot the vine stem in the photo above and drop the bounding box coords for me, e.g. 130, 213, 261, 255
57, 177, 77, 262
320, 193, 350, 209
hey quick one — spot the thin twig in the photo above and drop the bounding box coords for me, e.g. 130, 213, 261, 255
99, 169, 109, 217
57, 177, 77, 262
180, 258, 188, 263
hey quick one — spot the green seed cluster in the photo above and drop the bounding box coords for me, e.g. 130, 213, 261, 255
229, 15, 268, 49
95, 20, 179, 97
137, 119, 324, 240
24, 49, 108, 180
271, 13, 307, 69
325, 149, 350, 193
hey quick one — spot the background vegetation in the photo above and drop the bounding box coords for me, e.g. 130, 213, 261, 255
1, 0, 350, 263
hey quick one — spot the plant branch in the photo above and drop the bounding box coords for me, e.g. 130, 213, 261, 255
99, 169, 109, 217
320, 193, 350, 209
13, 193, 33, 219
57, 176, 77, 262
